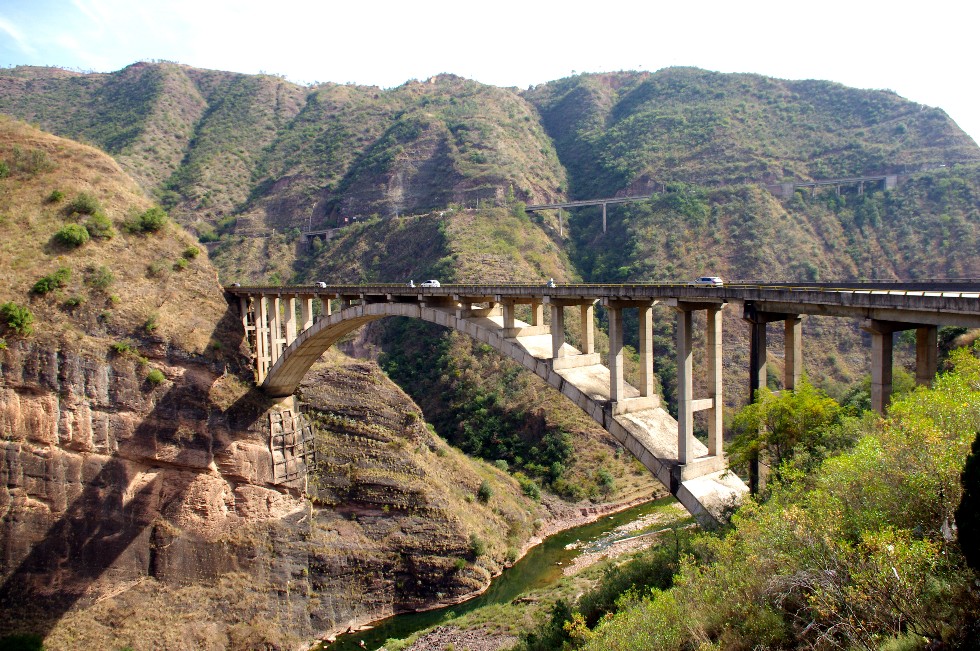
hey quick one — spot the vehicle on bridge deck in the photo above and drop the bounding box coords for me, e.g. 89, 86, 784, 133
314, 281, 327, 288
420, 279, 441, 287
689, 276, 724, 287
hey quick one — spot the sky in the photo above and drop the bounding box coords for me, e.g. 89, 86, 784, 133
1, 0, 978, 146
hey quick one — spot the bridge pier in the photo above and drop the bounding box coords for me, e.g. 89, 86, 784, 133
862, 320, 939, 414
671, 301, 725, 465
742, 304, 804, 493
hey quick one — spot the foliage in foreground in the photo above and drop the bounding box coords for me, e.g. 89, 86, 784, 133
519, 347, 980, 651
0, 301, 34, 336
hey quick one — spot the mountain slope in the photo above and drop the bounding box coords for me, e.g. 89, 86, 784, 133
524, 67, 980, 197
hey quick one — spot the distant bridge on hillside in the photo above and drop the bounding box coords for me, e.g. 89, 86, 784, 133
225, 280, 980, 525
300, 174, 905, 241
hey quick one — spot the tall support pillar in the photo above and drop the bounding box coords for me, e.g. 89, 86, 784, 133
608, 306, 625, 403
550, 303, 566, 358
283, 295, 297, 346
257, 296, 270, 383
784, 316, 803, 391
869, 329, 893, 415
321, 297, 333, 317
602, 203, 607, 233
580, 303, 595, 354
270, 297, 283, 364
916, 326, 938, 387
861, 319, 900, 415
706, 305, 724, 456
675, 308, 693, 465
558, 208, 563, 237
743, 303, 787, 493
638, 304, 655, 398
749, 318, 767, 403
300, 295, 314, 332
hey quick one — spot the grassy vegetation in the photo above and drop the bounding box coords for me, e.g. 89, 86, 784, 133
501, 345, 980, 651
0, 115, 229, 356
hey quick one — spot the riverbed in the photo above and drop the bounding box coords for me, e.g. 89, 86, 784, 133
320, 496, 686, 651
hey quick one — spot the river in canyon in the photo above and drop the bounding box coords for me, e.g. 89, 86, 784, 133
322, 496, 683, 650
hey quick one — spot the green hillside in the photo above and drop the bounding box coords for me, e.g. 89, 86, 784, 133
525, 67, 980, 198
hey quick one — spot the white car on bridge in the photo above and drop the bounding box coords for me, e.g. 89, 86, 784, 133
420, 279, 441, 287
690, 276, 724, 287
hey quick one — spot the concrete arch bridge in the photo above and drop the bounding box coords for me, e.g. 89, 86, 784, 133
225, 281, 980, 525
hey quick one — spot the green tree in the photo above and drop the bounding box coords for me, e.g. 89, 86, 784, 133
956, 431, 980, 573
729, 378, 845, 483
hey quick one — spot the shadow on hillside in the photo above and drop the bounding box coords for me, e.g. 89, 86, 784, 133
0, 303, 280, 641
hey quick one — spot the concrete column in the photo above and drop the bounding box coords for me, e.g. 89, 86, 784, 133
321, 297, 333, 317
784, 316, 803, 390
916, 326, 938, 387
502, 301, 516, 329
551, 303, 565, 358
870, 329, 894, 415
257, 296, 269, 382
558, 208, 563, 237
608, 306, 625, 402
676, 308, 693, 465
270, 297, 283, 364
706, 306, 723, 457
638, 305, 654, 398
602, 203, 607, 233
300, 295, 314, 331
530, 301, 544, 326
239, 296, 250, 332
580, 303, 595, 354
749, 319, 767, 403
283, 295, 297, 346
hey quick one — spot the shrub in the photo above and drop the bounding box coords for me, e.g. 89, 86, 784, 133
0, 338, 6, 350
64, 295, 84, 307
182, 245, 200, 259
47, 189, 64, 203
84, 212, 114, 239
173, 257, 188, 271
469, 533, 486, 558
86, 265, 114, 291
147, 260, 167, 277
477, 479, 493, 503
0, 302, 34, 336
66, 192, 100, 216
32, 267, 71, 294
146, 368, 166, 385
55, 223, 90, 248
111, 340, 138, 355
144, 314, 159, 333
127, 206, 168, 233
0, 161, 8, 178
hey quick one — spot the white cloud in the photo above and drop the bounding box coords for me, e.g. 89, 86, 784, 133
0, 16, 36, 55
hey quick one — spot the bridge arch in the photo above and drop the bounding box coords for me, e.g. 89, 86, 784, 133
252, 298, 745, 526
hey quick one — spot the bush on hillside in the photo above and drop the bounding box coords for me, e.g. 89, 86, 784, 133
85, 265, 114, 291
66, 192, 100, 216
0, 302, 34, 336
126, 206, 168, 233
54, 223, 90, 248
84, 212, 115, 239
31, 267, 71, 294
